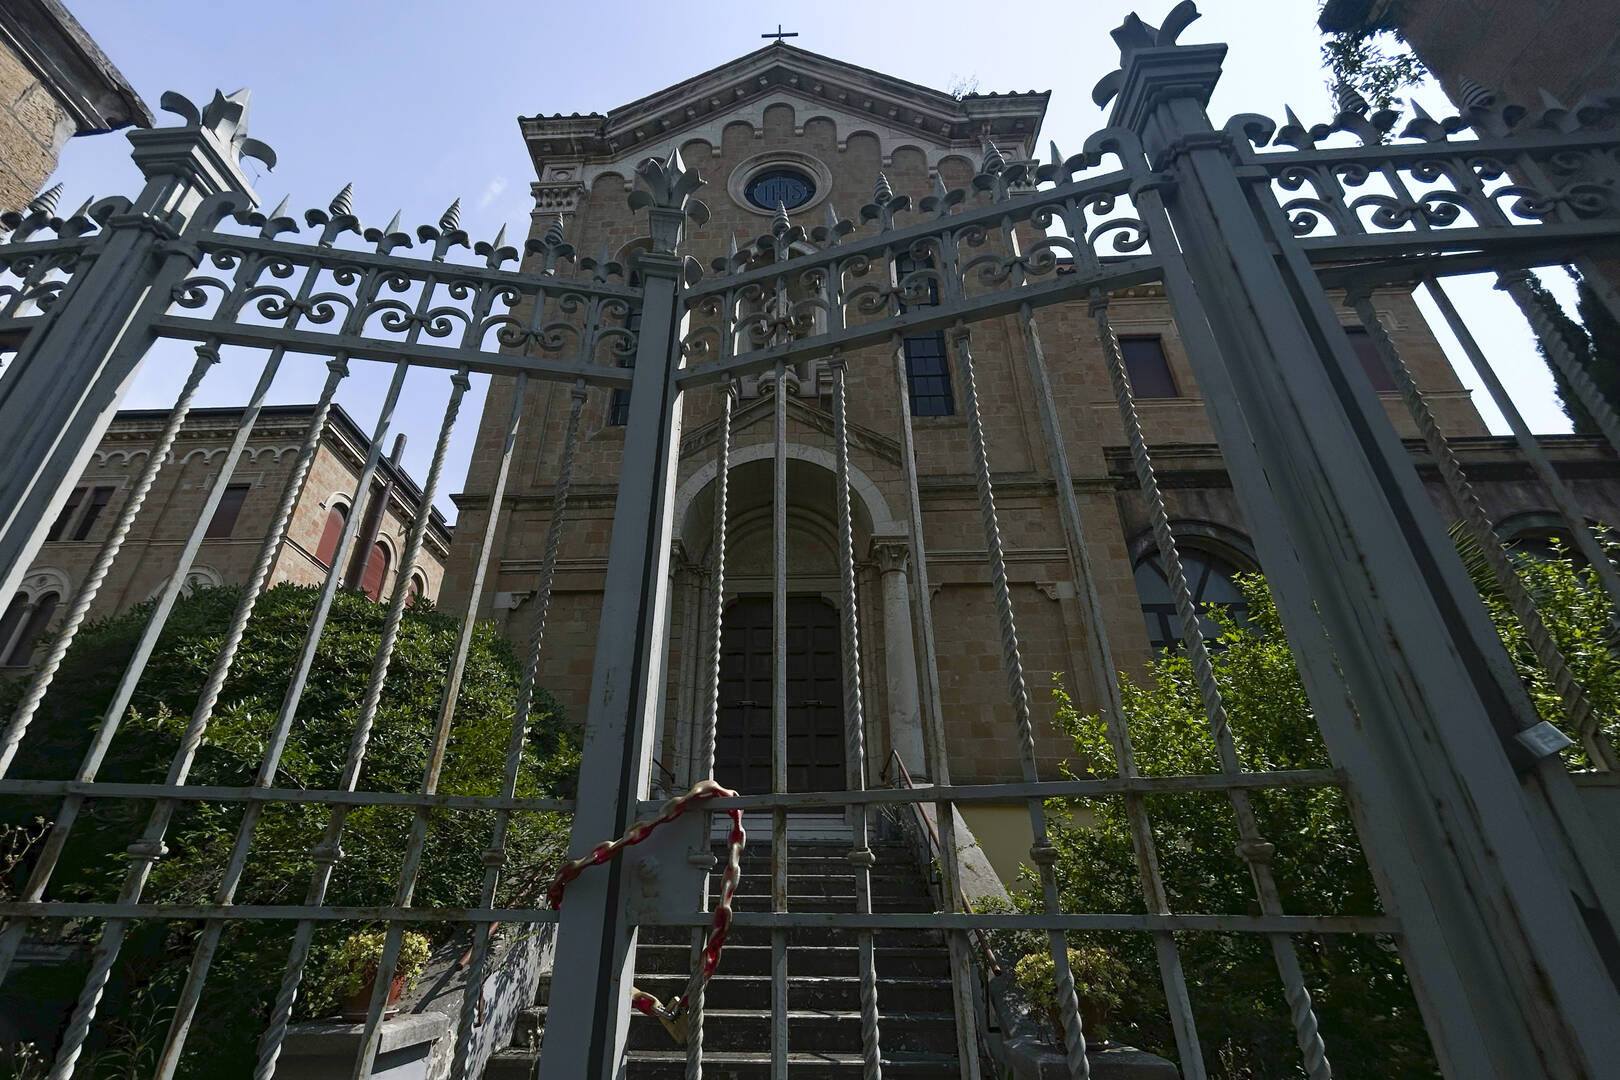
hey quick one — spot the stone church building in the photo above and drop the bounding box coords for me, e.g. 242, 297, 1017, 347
442, 41, 1620, 881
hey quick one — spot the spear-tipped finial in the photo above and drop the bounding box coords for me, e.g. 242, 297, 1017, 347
727, 232, 739, 259
1335, 82, 1369, 116
329, 183, 354, 218
981, 140, 1006, 174
1049, 140, 1064, 168
27, 183, 63, 217
872, 172, 893, 206
543, 213, 566, 247
491, 223, 507, 249
772, 200, 791, 237
382, 209, 403, 235
439, 198, 462, 232
1284, 105, 1307, 129
266, 194, 291, 220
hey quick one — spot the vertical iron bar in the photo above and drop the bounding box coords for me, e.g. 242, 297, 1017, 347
438, 372, 536, 1080
249, 356, 412, 1078
771, 358, 789, 1080
950, 322, 1095, 1080
0, 341, 218, 779
686, 378, 731, 1080
1348, 293, 1611, 770
832, 352, 883, 1080
1096, 296, 1326, 1079
151, 356, 352, 1080
1422, 278, 1620, 614
887, 330, 980, 1080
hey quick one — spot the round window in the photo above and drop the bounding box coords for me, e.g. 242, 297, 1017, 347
744, 168, 816, 211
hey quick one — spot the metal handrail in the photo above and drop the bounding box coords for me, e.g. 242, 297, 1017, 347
884, 749, 1004, 978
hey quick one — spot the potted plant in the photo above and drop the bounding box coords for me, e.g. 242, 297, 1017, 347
311, 929, 433, 1022
1013, 945, 1128, 1048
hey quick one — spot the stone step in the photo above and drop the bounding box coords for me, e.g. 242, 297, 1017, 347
725, 867, 930, 892
625, 1008, 959, 1054
631, 972, 957, 1012
636, 925, 946, 949
484, 1047, 960, 1080
635, 942, 953, 979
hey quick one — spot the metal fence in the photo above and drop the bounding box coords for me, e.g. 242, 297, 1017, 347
2, 3, 1620, 1078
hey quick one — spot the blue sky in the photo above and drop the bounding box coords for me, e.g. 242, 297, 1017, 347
46, 0, 1579, 520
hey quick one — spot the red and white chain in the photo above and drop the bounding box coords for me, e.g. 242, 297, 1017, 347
546, 778, 746, 1043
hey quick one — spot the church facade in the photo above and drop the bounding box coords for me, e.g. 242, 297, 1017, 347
442, 42, 1620, 880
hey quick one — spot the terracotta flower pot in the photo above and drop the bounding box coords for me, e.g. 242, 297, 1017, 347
340, 968, 408, 1021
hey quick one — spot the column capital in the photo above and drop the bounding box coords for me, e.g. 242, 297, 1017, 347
868, 536, 910, 574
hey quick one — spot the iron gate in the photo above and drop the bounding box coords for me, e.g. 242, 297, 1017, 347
2, 3, 1620, 1078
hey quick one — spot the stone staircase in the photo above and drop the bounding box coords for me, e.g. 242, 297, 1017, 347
484, 838, 962, 1078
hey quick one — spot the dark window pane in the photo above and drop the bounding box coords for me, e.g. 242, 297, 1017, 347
904, 333, 954, 416
70, 487, 115, 541
315, 505, 347, 568
362, 542, 390, 601
1343, 326, 1396, 391
46, 488, 85, 542
1121, 336, 1177, 399
0, 594, 28, 664
1133, 550, 1249, 651
5, 591, 58, 666
206, 485, 251, 539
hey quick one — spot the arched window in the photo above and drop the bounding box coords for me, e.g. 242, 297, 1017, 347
1133, 547, 1250, 652
407, 572, 427, 605
314, 504, 348, 567
0, 589, 60, 667
361, 542, 390, 601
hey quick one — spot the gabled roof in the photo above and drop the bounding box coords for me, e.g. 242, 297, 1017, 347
520, 42, 1048, 167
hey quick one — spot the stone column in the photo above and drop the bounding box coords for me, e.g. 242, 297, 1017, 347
870, 538, 926, 781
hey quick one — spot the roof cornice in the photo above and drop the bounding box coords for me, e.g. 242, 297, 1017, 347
520, 43, 1048, 167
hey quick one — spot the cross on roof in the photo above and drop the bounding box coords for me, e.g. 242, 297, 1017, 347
762, 24, 798, 42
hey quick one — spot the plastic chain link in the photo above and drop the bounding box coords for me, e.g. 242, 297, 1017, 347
545, 779, 746, 1045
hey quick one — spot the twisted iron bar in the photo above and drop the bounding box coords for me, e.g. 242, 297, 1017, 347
686, 378, 732, 1080
1348, 295, 1611, 771
950, 324, 1089, 1080
0, 343, 217, 780
832, 354, 883, 1080
1095, 297, 1328, 1080
1500, 271, 1620, 460
251, 359, 415, 1079
449, 371, 582, 1080
149, 356, 351, 1079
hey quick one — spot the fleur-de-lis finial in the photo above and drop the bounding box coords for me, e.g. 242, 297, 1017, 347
475, 223, 519, 270
329, 183, 354, 219
439, 198, 462, 233
366, 209, 412, 254
872, 172, 893, 206
981, 140, 1006, 175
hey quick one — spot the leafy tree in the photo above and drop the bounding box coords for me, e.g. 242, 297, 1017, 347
0, 584, 577, 1078
1319, 26, 1426, 111
1015, 546, 1620, 1077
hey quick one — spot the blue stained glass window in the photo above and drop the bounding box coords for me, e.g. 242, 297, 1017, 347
745, 168, 815, 211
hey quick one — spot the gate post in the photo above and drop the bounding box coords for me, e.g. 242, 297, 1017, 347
1099, 7, 1620, 1078
0, 89, 269, 604
537, 151, 705, 1080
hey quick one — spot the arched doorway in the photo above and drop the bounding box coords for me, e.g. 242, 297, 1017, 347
715, 594, 844, 794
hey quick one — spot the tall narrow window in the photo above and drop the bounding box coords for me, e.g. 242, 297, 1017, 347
361, 542, 390, 601
45, 488, 85, 542
315, 504, 347, 568
0, 594, 28, 664
206, 484, 251, 539
608, 282, 642, 427
895, 253, 954, 417
1120, 336, 1177, 399
1343, 326, 1396, 391
2, 591, 59, 666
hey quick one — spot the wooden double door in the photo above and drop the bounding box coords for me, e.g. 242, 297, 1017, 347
715, 595, 845, 794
